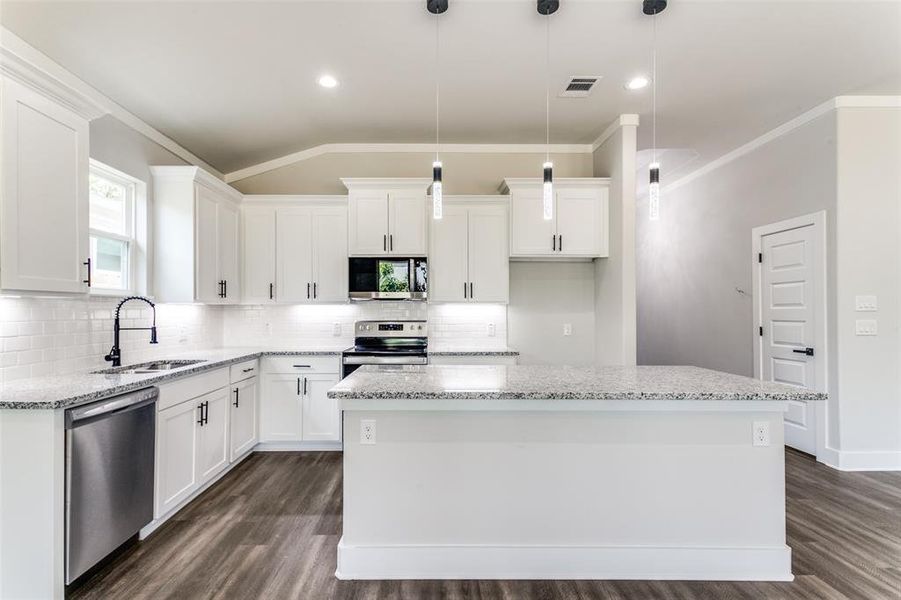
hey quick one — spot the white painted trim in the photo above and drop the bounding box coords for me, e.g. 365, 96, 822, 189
254, 441, 342, 452
590, 113, 640, 151
242, 194, 347, 207
340, 177, 432, 191
666, 96, 901, 193
498, 177, 611, 193
818, 447, 901, 472
149, 165, 242, 203
225, 143, 595, 183
336, 538, 793, 581
0, 27, 223, 178
752, 211, 828, 458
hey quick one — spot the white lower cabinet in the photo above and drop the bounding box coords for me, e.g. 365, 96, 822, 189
156, 397, 201, 517
229, 377, 258, 461
196, 388, 230, 483
260, 357, 342, 444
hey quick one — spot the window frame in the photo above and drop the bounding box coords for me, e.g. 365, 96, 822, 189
88, 159, 148, 296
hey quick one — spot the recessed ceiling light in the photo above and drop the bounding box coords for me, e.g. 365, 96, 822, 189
318, 75, 338, 88
625, 76, 650, 90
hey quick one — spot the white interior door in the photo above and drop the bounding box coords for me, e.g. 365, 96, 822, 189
429, 205, 468, 302
276, 208, 313, 302
311, 208, 348, 302
760, 224, 819, 454
242, 207, 276, 302
388, 191, 427, 255
468, 205, 509, 302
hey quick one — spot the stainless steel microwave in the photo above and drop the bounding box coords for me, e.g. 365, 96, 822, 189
348, 257, 427, 300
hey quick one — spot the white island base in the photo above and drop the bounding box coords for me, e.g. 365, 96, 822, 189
337, 399, 792, 582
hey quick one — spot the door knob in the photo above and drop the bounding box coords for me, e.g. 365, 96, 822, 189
792, 347, 815, 357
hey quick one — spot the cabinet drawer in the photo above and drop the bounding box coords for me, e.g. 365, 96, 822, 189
262, 355, 340, 374
157, 367, 229, 411
230, 359, 259, 382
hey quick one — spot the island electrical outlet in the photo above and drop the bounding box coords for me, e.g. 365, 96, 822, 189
752, 421, 770, 447
360, 419, 376, 445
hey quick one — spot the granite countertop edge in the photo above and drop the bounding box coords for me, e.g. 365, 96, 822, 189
330, 390, 827, 402
427, 349, 519, 356
0, 349, 343, 410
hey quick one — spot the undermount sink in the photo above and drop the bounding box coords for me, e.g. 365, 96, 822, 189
93, 359, 205, 375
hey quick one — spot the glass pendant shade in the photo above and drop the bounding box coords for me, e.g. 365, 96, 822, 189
543, 161, 554, 220
649, 162, 660, 221
432, 161, 443, 220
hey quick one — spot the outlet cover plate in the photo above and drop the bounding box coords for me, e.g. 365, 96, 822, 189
855, 319, 878, 336
752, 421, 770, 447
360, 419, 376, 445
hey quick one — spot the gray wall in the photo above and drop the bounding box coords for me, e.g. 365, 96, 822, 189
636, 113, 838, 376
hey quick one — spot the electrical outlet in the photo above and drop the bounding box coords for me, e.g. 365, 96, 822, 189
333, 322, 342, 337
563, 323, 572, 336
855, 295, 878, 312
855, 319, 878, 336
487, 322, 496, 337
360, 419, 376, 445
752, 421, 770, 447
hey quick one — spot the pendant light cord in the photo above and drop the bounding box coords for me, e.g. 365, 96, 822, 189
435, 10, 440, 163
545, 11, 550, 163
652, 8, 657, 166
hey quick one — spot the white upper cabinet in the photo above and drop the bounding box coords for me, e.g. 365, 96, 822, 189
343, 179, 431, 256
151, 166, 244, 303
503, 178, 609, 259
243, 197, 348, 304
429, 198, 509, 303
1, 77, 91, 293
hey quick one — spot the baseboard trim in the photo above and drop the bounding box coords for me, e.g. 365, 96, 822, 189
335, 538, 793, 581
254, 441, 343, 452
819, 446, 901, 471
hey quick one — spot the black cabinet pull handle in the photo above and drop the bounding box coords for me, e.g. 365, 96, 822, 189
313, 282, 317, 299
242, 367, 254, 373
463, 282, 467, 299
297, 377, 301, 395
269, 283, 274, 300
552, 235, 556, 251
558, 235, 563, 252
293, 364, 311, 368
223, 280, 227, 298
389, 234, 393, 251
307, 282, 310, 299
470, 282, 473, 298
383, 234, 387, 251
83, 258, 92, 287
303, 377, 308, 395
197, 403, 204, 426
204, 401, 209, 425
792, 347, 815, 356
233, 388, 239, 408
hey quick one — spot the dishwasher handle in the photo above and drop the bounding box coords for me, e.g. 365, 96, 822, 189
66, 388, 159, 428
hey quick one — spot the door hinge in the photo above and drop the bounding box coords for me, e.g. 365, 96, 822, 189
758, 252, 763, 263
759, 326, 764, 336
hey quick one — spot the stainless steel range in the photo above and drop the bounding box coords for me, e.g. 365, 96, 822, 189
341, 320, 428, 378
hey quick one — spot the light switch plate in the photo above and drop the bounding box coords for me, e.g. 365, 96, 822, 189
855, 295, 878, 311
855, 319, 878, 336
487, 323, 496, 337
333, 322, 342, 337
563, 323, 572, 336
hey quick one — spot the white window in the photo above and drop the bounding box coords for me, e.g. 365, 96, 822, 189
88, 161, 146, 294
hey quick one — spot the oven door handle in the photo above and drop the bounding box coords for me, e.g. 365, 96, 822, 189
342, 355, 428, 365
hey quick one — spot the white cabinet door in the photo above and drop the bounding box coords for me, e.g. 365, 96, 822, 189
468, 205, 509, 302
0, 77, 89, 293
243, 207, 276, 303
301, 374, 341, 442
311, 207, 348, 302
276, 208, 314, 303
556, 187, 602, 257
217, 200, 241, 303
155, 399, 200, 518
388, 191, 427, 255
229, 377, 258, 461
429, 205, 468, 302
260, 374, 303, 442
195, 186, 221, 303
196, 388, 230, 484
510, 189, 556, 256
348, 191, 389, 255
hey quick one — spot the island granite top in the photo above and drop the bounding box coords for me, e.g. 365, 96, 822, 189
0, 346, 345, 410
328, 364, 826, 402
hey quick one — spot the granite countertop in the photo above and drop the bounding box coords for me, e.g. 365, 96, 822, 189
0, 346, 345, 410
328, 364, 827, 402
427, 346, 519, 357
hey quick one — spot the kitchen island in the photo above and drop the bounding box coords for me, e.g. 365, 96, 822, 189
329, 364, 825, 582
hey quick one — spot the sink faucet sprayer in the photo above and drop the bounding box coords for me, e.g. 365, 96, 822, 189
104, 296, 158, 367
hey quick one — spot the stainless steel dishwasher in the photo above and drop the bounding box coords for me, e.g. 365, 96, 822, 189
65, 387, 157, 584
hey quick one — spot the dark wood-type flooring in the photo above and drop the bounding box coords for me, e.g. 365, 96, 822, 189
70, 449, 901, 600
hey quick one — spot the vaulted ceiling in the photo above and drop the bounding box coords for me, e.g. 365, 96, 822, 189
3, 0, 899, 175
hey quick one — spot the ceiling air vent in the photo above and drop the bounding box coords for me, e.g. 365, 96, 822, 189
559, 76, 601, 98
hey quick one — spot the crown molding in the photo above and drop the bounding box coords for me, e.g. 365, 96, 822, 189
149, 166, 242, 202
664, 95, 901, 193
0, 27, 223, 179
341, 177, 433, 191
226, 143, 597, 183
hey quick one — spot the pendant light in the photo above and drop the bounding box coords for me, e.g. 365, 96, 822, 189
644, 0, 666, 221
428, 0, 448, 219
538, 1, 558, 220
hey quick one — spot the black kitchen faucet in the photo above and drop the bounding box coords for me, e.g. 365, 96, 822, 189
104, 296, 158, 367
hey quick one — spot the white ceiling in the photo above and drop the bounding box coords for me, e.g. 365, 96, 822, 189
2, 0, 899, 175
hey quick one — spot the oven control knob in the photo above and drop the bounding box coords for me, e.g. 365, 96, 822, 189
364, 325, 371, 331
